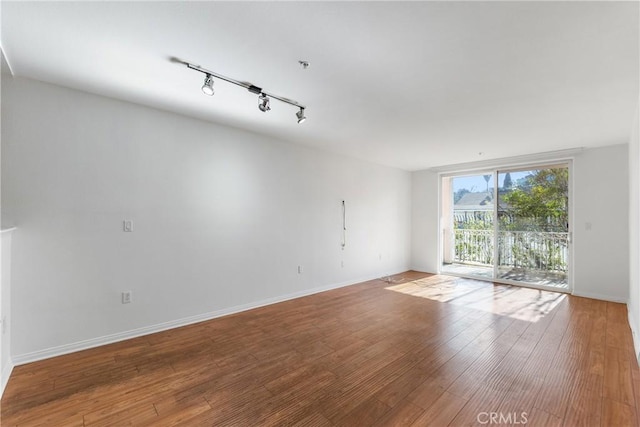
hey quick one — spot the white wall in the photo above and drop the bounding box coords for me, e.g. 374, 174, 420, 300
411, 144, 630, 302
572, 144, 629, 302
628, 106, 640, 360
1, 76, 412, 362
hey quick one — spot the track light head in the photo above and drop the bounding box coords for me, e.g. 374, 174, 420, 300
201, 74, 214, 96
258, 94, 271, 112
296, 107, 306, 124
187, 62, 305, 123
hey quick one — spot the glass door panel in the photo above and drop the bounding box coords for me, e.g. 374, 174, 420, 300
496, 166, 569, 287
441, 173, 495, 280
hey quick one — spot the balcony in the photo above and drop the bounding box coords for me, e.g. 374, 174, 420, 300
443, 228, 569, 288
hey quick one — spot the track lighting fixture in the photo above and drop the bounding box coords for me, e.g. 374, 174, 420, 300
185, 62, 306, 124
201, 74, 214, 96
258, 94, 271, 112
296, 108, 306, 124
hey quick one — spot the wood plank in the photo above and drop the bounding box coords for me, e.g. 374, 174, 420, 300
286, 410, 332, 427
143, 396, 211, 426
409, 391, 466, 426
83, 400, 158, 426
603, 345, 635, 406
561, 372, 603, 426
372, 401, 424, 427
333, 397, 391, 426
444, 318, 530, 400
601, 398, 638, 427
525, 407, 562, 427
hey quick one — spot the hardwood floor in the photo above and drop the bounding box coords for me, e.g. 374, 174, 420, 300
2, 272, 639, 426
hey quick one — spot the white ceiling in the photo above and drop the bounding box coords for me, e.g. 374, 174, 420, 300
1, 1, 638, 171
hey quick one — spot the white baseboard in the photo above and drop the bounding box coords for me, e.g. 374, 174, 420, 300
571, 290, 627, 303
12, 271, 403, 366
1, 358, 14, 399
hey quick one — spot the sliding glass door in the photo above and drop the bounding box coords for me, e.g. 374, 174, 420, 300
441, 163, 570, 290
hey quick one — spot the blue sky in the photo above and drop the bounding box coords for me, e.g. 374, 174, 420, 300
452, 171, 532, 192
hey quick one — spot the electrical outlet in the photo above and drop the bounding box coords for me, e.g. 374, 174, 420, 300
297, 265, 303, 274
122, 291, 132, 304
123, 220, 133, 232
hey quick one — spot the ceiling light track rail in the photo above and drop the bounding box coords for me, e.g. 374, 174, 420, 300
186, 62, 306, 123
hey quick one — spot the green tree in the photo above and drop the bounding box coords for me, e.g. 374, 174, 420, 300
500, 168, 568, 232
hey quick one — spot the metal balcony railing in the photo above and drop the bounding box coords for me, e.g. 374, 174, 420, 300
454, 229, 569, 272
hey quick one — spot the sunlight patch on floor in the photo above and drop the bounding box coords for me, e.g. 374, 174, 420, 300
385, 275, 566, 322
